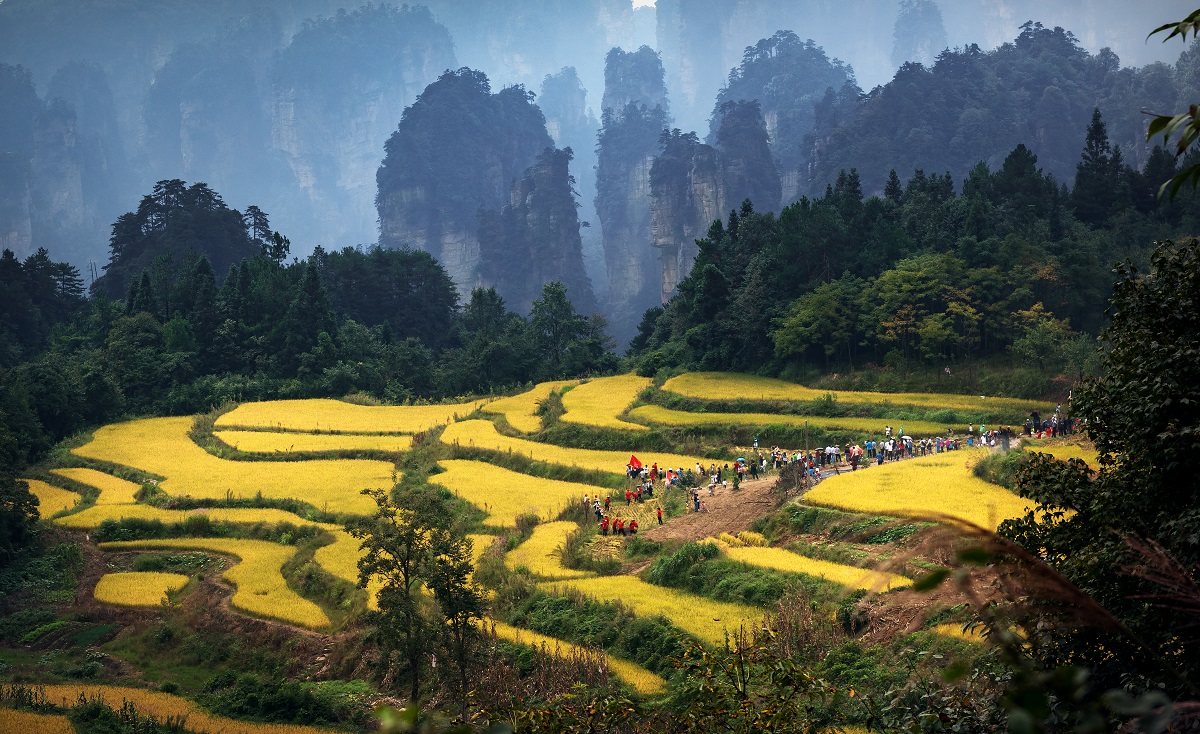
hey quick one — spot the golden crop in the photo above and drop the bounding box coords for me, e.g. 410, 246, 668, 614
51, 467, 142, 504
99, 538, 330, 629
441, 420, 709, 475
72, 417, 393, 515
34, 685, 337, 734
931, 622, 987, 644
505, 521, 593, 579
433, 460, 594, 528
629, 405, 948, 437
214, 430, 413, 454
724, 547, 911, 591
487, 619, 666, 695
804, 448, 1034, 531
541, 575, 764, 646
0, 709, 73, 734
663, 372, 1046, 415
216, 398, 483, 434
1036, 444, 1099, 468
24, 479, 79, 518
481, 380, 576, 433
56, 504, 330, 530
93, 571, 189, 607
717, 532, 745, 547
736, 531, 768, 547
559, 374, 651, 432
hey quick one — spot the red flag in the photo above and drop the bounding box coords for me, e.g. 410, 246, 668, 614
628, 455, 643, 469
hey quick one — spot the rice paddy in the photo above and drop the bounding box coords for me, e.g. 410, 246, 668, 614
51, 467, 142, 504
441, 419, 709, 475
71, 417, 393, 515
432, 460, 592, 528
32, 685, 340, 734
216, 398, 483, 434
504, 521, 593, 579
487, 619, 666, 695
312, 528, 384, 611
662, 372, 1045, 416
94, 572, 190, 607
542, 575, 764, 646
629, 405, 948, 436
214, 430, 413, 454
559, 374, 651, 432
724, 547, 911, 591
1035, 444, 1099, 468
804, 448, 1034, 530
55, 504, 329, 530
0, 709, 74, 734
481, 380, 576, 433
930, 623, 988, 644
23, 479, 79, 518
99, 538, 331, 629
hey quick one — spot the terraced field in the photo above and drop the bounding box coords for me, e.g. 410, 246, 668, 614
1035, 444, 1100, 468
72, 417, 392, 515
504, 521, 592, 579
51, 467, 141, 504
431, 460, 592, 528
629, 404, 948, 436
216, 398, 484, 434
441, 419, 709, 475
99, 538, 330, 629
663, 372, 1045, 416
94, 571, 190, 607
724, 546, 911, 591
481, 380, 576, 432
56, 504, 327, 530
805, 448, 1033, 530
24, 478, 79, 517
559, 374, 651, 432
214, 430, 413, 454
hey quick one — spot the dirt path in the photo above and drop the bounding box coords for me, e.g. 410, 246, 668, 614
641, 477, 778, 543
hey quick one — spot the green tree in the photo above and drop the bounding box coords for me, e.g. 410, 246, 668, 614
1000, 238, 1200, 697
529, 281, 585, 378
0, 475, 38, 563
1071, 108, 1119, 225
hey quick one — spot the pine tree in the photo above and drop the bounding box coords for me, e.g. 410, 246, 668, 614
1071, 108, 1118, 225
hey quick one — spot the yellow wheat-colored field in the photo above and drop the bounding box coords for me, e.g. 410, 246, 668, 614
663, 372, 1046, 415
628, 405, 948, 437
736, 531, 768, 547
0, 709, 74, 734
481, 380, 576, 433
541, 575, 763, 646
51, 467, 142, 504
56, 504, 330, 530
804, 449, 1033, 531
23, 479, 79, 518
94, 572, 190, 607
216, 398, 483, 434
72, 417, 393, 515
505, 521, 593, 579
1035, 444, 1099, 468
99, 538, 330, 629
931, 622, 988, 644
724, 547, 911, 591
487, 619, 666, 695
432, 460, 592, 528
32, 685, 340, 734
214, 430, 413, 454
441, 420, 709, 475
560, 374, 651, 432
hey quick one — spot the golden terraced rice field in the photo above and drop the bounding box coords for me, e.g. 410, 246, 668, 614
804, 448, 1033, 530
931, 622, 988, 643
487, 619, 666, 695
432, 460, 591, 528
0, 709, 74, 734
94, 572, 190, 607
543, 575, 764, 646
1036, 444, 1100, 468
34, 685, 338, 734
56, 504, 330, 530
214, 430, 413, 454
663, 372, 1045, 415
441, 419, 709, 475
724, 547, 911, 591
72, 417, 392, 515
629, 405, 948, 436
216, 398, 483, 434
504, 521, 593, 579
559, 374, 651, 432
51, 467, 141, 504
24, 479, 79, 517
481, 380, 576, 433
99, 538, 330, 629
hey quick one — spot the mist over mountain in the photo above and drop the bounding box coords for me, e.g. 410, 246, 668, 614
1, 0, 1198, 341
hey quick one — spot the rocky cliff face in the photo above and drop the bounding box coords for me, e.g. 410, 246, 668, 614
650, 132, 720, 302
595, 47, 672, 344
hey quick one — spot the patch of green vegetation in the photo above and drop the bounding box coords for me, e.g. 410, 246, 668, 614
972, 448, 1028, 489
0, 543, 84, 603
198, 670, 370, 727
645, 542, 839, 607
20, 620, 70, 643
71, 624, 119, 648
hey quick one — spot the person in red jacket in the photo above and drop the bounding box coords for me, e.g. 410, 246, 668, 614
656, 506, 663, 525
604, 495, 611, 510
615, 518, 625, 536
600, 516, 609, 536
629, 519, 638, 535
625, 489, 632, 505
